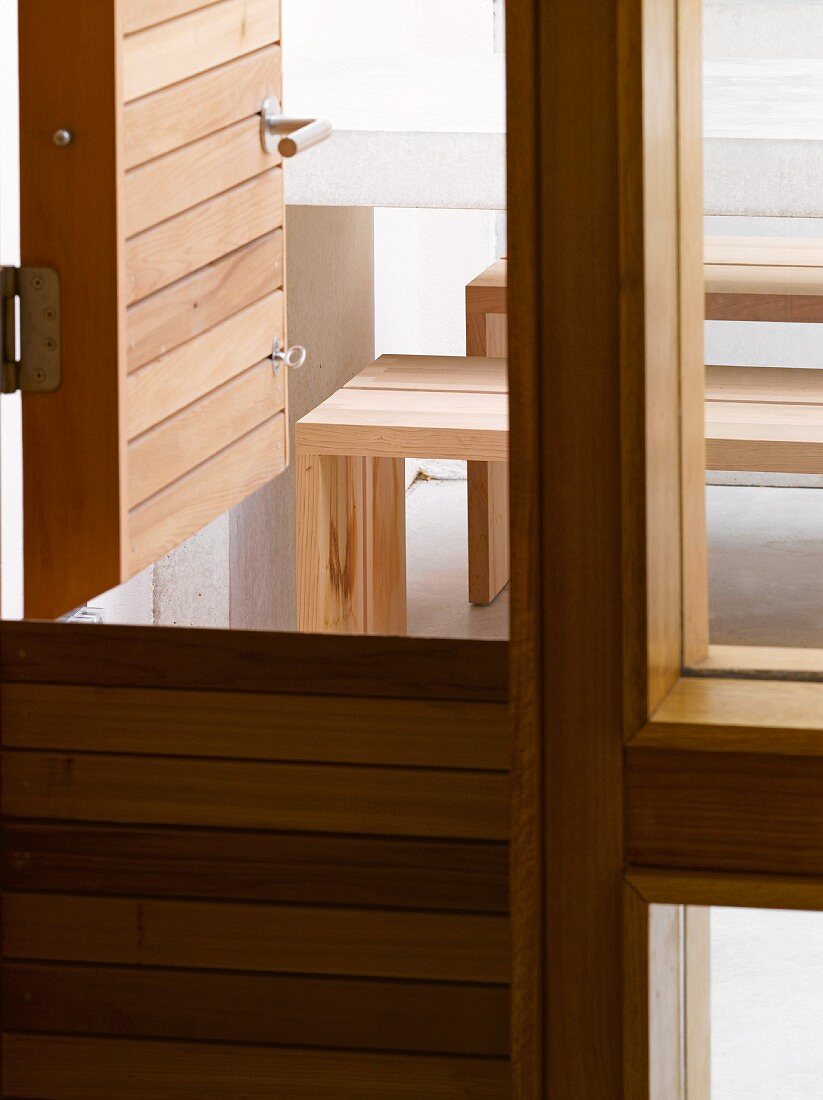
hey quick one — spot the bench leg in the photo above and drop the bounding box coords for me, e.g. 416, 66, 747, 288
467, 460, 510, 605
297, 453, 406, 634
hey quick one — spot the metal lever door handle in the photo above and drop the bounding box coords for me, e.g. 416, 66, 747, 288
260, 96, 332, 158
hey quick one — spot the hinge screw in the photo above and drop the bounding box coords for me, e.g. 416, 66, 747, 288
31, 275, 45, 292
43, 307, 56, 322
33, 369, 46, 384
43, 338, 56, 353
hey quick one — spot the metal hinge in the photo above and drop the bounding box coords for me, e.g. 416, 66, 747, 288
1, 266, 62, 395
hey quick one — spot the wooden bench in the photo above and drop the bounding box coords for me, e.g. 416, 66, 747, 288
467, 244, 823, 600
706, 365, 823, 473
296, 355, 508, 635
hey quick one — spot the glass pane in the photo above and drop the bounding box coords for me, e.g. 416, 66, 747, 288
712, 907, 823, 1098
703, 2, 823, 658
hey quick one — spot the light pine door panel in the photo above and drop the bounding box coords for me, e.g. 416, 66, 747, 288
20, 1, 287, 618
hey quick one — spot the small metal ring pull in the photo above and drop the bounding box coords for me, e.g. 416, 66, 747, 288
260, 95, 332, 158
272, 338, 307, 375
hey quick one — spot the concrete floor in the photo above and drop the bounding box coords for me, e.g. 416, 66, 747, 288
709, 484, 823, 647
406, 479, 823, 649
406, 476, 509, 639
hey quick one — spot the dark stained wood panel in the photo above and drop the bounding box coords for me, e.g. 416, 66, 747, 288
2, 752, 508, 840
627, 746, 823, 875
3, 893, 509, 983
0, 623, 508, 701
1, 823, 509, 912
2, 1034, 510, 1099
1, 683, 506, 769
2, 963, 509, 1056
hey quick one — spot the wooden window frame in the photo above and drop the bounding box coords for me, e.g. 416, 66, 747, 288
508, 0, 823, 1095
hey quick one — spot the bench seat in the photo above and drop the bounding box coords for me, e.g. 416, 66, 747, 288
296, 355, 509, 636
299, 355, 508, 461
706, 365, 823, 473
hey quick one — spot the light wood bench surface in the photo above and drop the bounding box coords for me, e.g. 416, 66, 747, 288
469, 241, 823, 324
706, 365, 823, 473
296, 355, 509, 636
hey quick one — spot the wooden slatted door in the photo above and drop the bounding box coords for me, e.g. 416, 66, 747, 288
0, 623, 510, 1097
19, 0, 287, 618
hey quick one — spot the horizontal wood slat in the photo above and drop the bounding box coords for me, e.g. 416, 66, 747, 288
1, 752, 508, 840
298, 389, 509, 462
1, 1034, 510, 1099
2, 893, 509, 982
627, 746, 823, 876
124, 45, 281, 169
128, 414, 287, 573
127, 291, 283, 439
0, 624, 508, 700
127, 231, 283, 372
125, 116, 275, 237
643, 676, 823, 754
349, 355, 508, 394
124, 0, 218, 35
126, 170, 283, 304
1, 823, 509, 912
129, 360, 285, 506
706, 365, 823, 406
1, 683, 507, 769
123, 0, 280, 102
2, 962, 509, 1055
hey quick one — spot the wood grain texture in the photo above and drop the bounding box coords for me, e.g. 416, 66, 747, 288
123, 0, 280, 102
629, 869, 823, 911
686, 906, 712, 1100
128, 414, 287, 573
468, 461, 510, 605
127, 291, 283, 438
297, 387, 508, 461
125, 116, 275, 237
19, 1, 125, 618
127, 231, 283, 371
2, 751, 508, 839
123, 0, 218, 35
1, 823, 509, 912
465, 285, 510, 606
627, 746, 823, 875
0, 622, 508, 700
124, 45, 281, 168
126, 170, 283, 304
349, 355, 507, 394
679, 0, 709, 666
1, 682, 506, 768
1, 1035, 510, 1100
296, 454, 368, 634
638, 0, 683, 711
3, 893, 509, 982
623, 890, 683, 1100
641, 675, 823, 753
129, 359, 285, 505
696, 643, 823, 677
2, 962, 509, 1055
505, 0, 544, 1091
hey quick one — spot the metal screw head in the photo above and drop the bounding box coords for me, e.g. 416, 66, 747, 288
52, 128, 73, 147
33, 369, 46, 383
31, 275, 45, 292
43, 306, 56, 322
43, 338, 56, 353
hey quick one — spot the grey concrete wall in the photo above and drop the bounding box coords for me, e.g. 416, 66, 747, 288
228, 205, 375, 630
